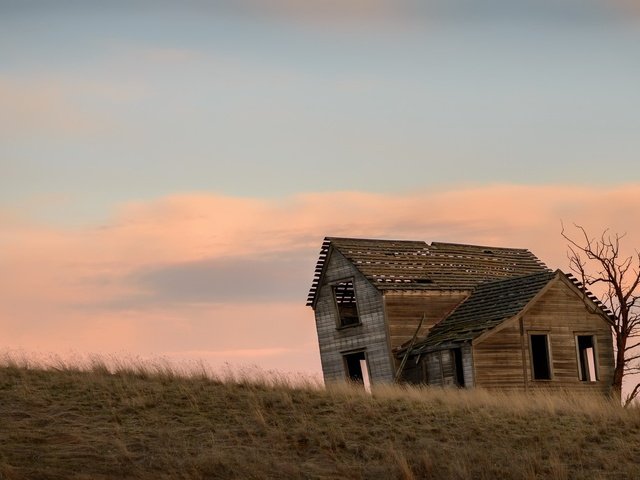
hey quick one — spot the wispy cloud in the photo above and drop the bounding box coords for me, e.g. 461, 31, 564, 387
4, 184, 640, 310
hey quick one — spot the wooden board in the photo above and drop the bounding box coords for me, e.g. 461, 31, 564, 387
384, 291, 468, 349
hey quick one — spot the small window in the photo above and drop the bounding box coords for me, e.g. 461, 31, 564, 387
577, 335, 598, 382
333, 280, 359, 327
530, 334, 552, 380
343, 351, 371, 390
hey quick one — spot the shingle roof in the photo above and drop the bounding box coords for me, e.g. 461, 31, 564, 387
409, 270, 558, 352
307, 237, 549, 307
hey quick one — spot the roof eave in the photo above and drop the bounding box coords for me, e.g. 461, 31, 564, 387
471, 270, 561, 345
306, 238, 331, 309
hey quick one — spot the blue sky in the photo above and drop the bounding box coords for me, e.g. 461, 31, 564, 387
1, 1, 640, 374
2, 0, 640, 225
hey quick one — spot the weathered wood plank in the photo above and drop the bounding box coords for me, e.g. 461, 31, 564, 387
385, 291, 468, 350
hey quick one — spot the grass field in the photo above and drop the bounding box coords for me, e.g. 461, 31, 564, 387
1, 355, 639, 479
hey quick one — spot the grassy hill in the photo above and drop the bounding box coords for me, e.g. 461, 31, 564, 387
1, 357, 640, 480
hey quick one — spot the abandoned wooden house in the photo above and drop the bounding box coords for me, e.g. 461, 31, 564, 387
307, 237, 614, 394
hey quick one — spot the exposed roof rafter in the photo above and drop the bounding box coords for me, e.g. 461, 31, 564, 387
307, 237, 549, 307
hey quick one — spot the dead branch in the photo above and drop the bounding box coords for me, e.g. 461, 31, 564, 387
624, 383, 640, 407
562, 222, 640, 404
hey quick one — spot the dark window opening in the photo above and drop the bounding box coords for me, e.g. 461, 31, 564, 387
577, 335, 597, 382
452, 348, 465, 387
333, 281, 359, 327
530, 334, 551, 380
344, 351, 369, 387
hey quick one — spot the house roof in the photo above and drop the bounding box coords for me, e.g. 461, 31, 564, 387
408, 270, 558, 352
306, 237, 549, 307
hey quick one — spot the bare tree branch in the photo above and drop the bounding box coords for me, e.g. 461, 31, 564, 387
624, 383, 640, 407
562, 222, 640, 405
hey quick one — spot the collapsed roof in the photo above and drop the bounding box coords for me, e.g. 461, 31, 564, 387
307, 237, 549, 307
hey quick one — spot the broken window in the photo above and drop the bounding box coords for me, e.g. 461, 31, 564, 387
343, 351, 370, 389
333, 280, 360, 327
577, 335, 598, 382
530, 334, 552, 380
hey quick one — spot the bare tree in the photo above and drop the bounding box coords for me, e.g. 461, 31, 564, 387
561, 223, 640, 405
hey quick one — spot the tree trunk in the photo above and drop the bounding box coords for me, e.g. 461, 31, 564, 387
612, 347, 625, 400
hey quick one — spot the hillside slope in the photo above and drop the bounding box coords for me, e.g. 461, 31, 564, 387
1, 362, 639, 479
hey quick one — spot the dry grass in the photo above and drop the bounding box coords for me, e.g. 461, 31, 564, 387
1, 354, 640, 479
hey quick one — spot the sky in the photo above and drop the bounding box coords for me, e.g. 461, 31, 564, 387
1, 0, 640, 378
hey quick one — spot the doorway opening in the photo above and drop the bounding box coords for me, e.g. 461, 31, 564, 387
452, 348, 465, 387
343, 351, 371, 391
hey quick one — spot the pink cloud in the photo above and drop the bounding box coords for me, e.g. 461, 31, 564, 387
1, 183, 639, 375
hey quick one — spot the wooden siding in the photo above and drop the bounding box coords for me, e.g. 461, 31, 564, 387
313, 248, 394, 384
384, 291, 468, 350
473, 321, 524, 390
473, 278, 614, 393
